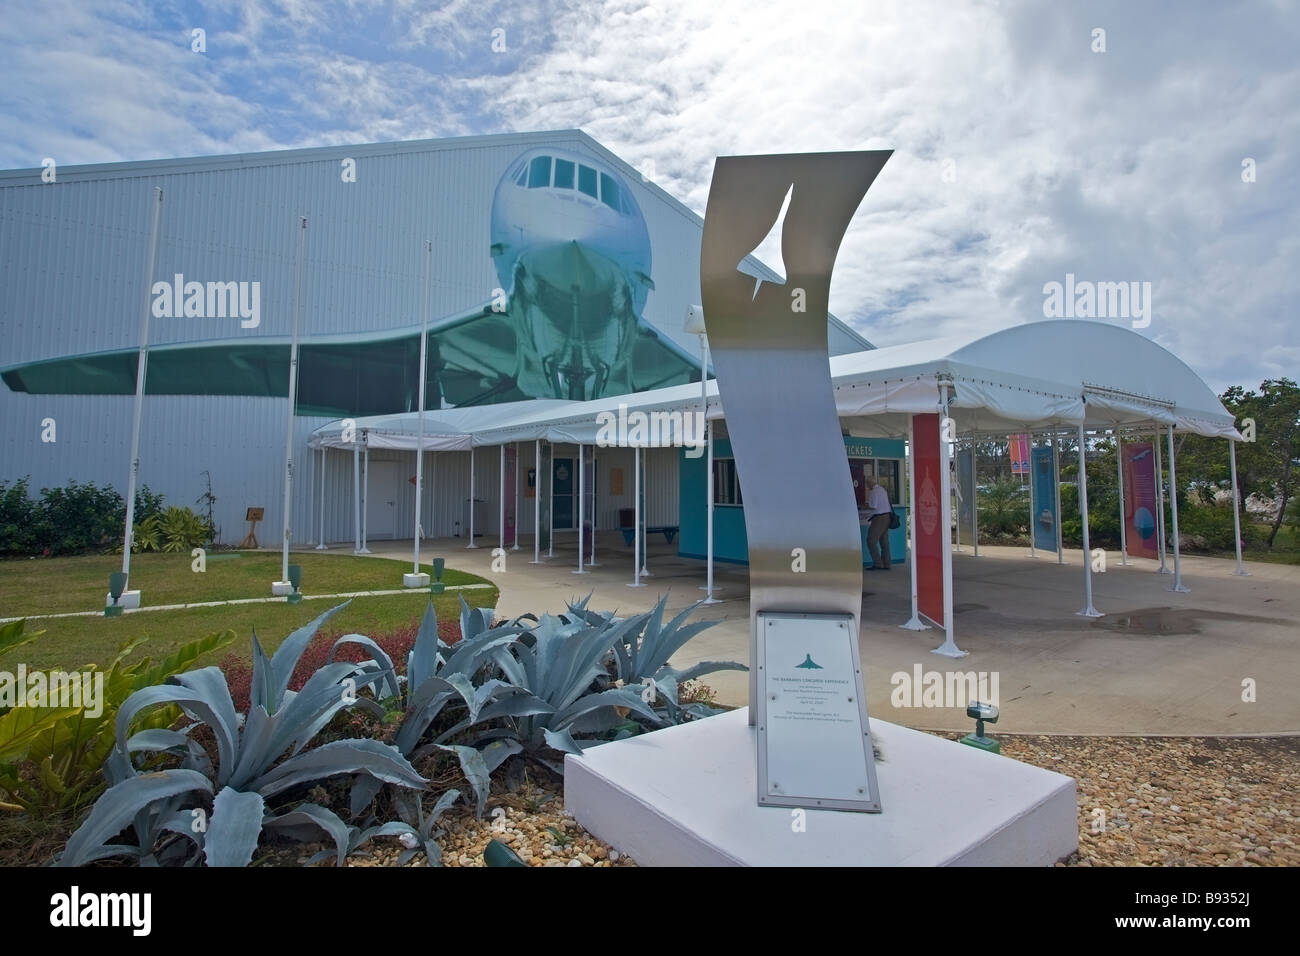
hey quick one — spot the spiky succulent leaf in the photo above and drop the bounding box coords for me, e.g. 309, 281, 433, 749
204, 787, 265, 867
59, 769, 212, 866
252, 738, 426, 799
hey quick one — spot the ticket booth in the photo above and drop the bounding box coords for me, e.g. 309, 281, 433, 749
844, 436, 908, 568
678, 433, 908, 568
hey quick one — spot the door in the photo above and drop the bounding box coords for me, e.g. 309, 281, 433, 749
553, 457, 574, 530
366, 461, 400, 539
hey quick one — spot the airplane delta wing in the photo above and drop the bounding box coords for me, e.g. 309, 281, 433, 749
1, 295, 704, 415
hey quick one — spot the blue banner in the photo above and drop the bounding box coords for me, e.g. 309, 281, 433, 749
1031, 446, 1057, 552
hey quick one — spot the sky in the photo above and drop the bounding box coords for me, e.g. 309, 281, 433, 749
1, 0, 1296, 394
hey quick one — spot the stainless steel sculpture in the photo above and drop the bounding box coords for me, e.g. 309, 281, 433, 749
700, 150, 892, 719
701, 151, 891, 812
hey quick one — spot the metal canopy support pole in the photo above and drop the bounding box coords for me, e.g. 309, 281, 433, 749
427, 451, 435, 539
359, 441, 371, 554
409, 239, 431, 582
587, 448, 601, 567
531, 439, 543, 564
1116, 430, 1129, 565
628, 444, 645, 587
1229, 438, 1248, 576
1027, 433, 1037, 559
277, 216, 308, 589
307, 444, 316, 547
933, 384, 965, 656
1154, 432, 1169, 573
121, 186, 164, 596
1076, 424, 1103, 617
901, 416, 927, 630
352, 442, 362, 554
1167, 424, 1190, 592
639, 448, 652, 577
547, 442, 554, 559
1052, 431, 1064, 565
574, 443, 587, 573
315, 447, 328, 550
701, 419, 720, 603
499, 444, 506, 554
512, 442, 521, 550
971, 437, 980, 558
466, 446, 477, 548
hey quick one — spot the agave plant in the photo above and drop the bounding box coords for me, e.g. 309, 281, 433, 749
57, 603, 426, 867
565, 593, 744, 724
335, 598, 549, 818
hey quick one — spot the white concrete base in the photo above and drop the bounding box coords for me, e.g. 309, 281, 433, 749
105, 589, 141, 610
270, 580, 293, 596
565, 708, 1077, 866
403, 572, 430, 588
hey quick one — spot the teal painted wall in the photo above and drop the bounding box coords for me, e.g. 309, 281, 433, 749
678, 435, 908, 566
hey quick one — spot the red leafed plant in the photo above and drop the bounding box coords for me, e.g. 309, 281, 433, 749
221, 619, 463, 712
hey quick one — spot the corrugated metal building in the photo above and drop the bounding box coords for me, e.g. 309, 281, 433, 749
0, 130, 871, 546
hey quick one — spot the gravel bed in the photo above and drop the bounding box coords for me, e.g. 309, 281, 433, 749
281, 733, 1298, 867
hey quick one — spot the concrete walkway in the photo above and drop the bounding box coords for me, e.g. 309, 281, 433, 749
352, 533, 1300, 736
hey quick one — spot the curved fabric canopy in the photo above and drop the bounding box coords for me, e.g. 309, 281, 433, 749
309, 321, 1241, 448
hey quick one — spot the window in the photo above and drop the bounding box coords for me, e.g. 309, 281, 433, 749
513, 164, 528, 186
713, 458, 743, 506
554, 158, 575, 190
578, 164, 597, 198
600, 172, 621, 212
527, 156, 552, 188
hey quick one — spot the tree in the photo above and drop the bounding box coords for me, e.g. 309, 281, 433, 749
1180, 379, 1300, 548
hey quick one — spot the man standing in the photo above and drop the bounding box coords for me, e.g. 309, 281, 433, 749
864, 475, 892, 570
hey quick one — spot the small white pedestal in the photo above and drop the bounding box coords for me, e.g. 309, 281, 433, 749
105, 590, 141, 610
403, 572, 430, 588
565, 708, 1077, 867
270, 580, 293, 596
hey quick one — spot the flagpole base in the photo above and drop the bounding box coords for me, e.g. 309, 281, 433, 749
1076, 606, 1104, 618
626, 582, 647, 588
314, 544, 328, 551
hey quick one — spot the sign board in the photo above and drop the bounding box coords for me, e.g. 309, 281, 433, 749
1008, 434, 1031, 475
245, 507, 264, 521
1031, 446, 1058, 552
756, 612, 881, 813
1122, 442, 1158, 559
956, 448, 976, 544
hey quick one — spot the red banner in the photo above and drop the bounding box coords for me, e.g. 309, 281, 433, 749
913, 413, 945, 626
1008, 433, 1030, 475
1122, 442, 1157, 559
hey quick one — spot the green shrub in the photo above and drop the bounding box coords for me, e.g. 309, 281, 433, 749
0, 480, 165, 556
0, 478, 39, 556
134, 505, 208, 553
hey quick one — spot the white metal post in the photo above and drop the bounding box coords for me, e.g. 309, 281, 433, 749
933, 386, 965, 656
121, 186, 164, 596
901, 416, 926, 630
1052, 432, 1064, 564
701, 419, 720, 602
547, 443, 554, 559
971, 439, 980, 558
587, 449, 601, 567
574, 443, 587, 573
1028, 433, 1037, 558
499, 444, 506, 554
531, 439, 543, 563
1154, 431, 1170, 573
352, 442, 361, 554
1116, 431, 1129, 565
359, 440, 371, 554
512, 442, 520, 550
1229, 438, 1248, 576
1076, 424, 1102, 617
1167, 424, 1190, 592
466, 446, 477, 549
315, 447, 328, 550
410, 240, 431, 581
639, 448, 652, 577
276, 216, 308, 591
628, 444, 645, 587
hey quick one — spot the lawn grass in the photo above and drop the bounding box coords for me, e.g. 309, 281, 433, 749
0, 550, 483, 617
0, 551, 498, 672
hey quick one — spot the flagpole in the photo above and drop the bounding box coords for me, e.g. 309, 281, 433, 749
275, 216, 307, 593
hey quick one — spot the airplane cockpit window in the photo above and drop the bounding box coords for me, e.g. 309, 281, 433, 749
513, 163, 527, 186
528, 156, 552, 188
578, 164, 598, 199
554, 158, 575, 190
600, 172, 621, 213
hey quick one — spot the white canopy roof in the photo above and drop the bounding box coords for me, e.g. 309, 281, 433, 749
308, 321, 1240, 449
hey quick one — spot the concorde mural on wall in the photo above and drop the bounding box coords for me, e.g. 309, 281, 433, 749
2, 149, 701, 413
